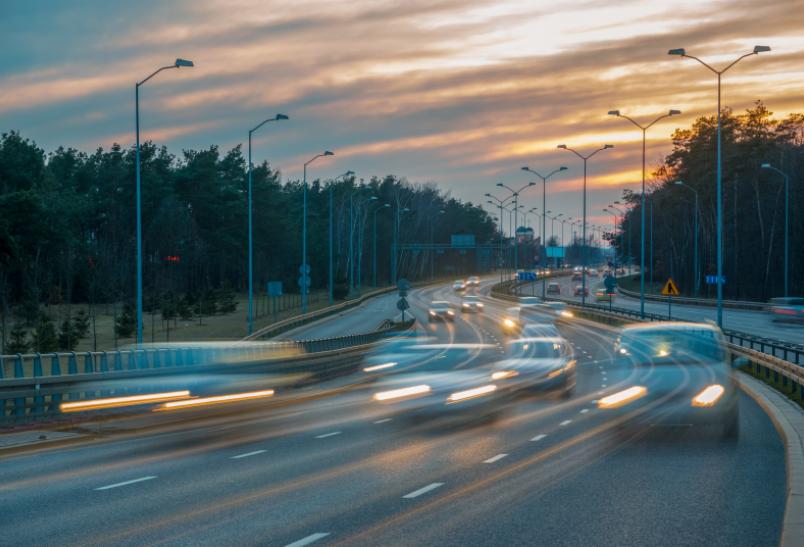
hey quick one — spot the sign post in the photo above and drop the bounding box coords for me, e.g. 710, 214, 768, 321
397, 278, 411, 322
661, 278, 680, 319
604, 275, 617, 311
267, 281, 283, 323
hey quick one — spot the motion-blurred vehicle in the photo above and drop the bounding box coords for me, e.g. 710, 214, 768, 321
573, 285, 589, 297
594, 289, 615, 303
467, 276, 481, 286
546, 282, 561, 295
767, 297, 804, 323
461, 295, 484, 313
571, 271, 582, 281
518, 296, 543, 305
452, 279, 466, 292
543, 301, 574, 319
610, 322, 739, 439
587, 268, 598, 277
428, 301, 455, 322
362, 335, 439, 378
371, 345, 505, 422
491, 337, 576, 398
501, 307, 521, 334
520, 323, 561, 338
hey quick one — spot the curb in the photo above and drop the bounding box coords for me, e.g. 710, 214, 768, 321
737, 373, 804, 547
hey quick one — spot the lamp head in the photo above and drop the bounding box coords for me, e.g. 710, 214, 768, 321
557, 144, 567, 149
368, 196, 378, 201
753, 45, 771, 54
484, 193, 492, 197
760, 163, 771, 169
604, 144, 614, 149
674, 180, 684, 185
382, 203, 390, 208
559, 166, 567, 171
402, 207, 410, 212
276, 114, 289, 120
669, 109, 681, 116
608, 110, 620, 116
496, 182, 504, 187
175, 58, 194, 67
324, 150, 334, 156
528, 181, 535, 186
668, 48, 685, 56
521, 166, 529, 171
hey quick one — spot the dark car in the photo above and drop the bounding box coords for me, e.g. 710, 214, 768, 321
767, 297, 804, 323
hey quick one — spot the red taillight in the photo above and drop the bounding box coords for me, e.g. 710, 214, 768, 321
774, 307, 796, 315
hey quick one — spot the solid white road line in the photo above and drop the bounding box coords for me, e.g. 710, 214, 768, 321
530, 434, 547, 442
374, 418, 392, 424
95, 476, 157, 491
560, 420, 572, 426
284, 533, 331, 547
231, 450, 267, 459
315, 431, 342, 439
403, 482, 444, 499
483, 453, 508, 464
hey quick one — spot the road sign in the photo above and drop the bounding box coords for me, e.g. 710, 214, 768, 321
396, 297, 410, 311
661, 278, 680, 296
267, 281, 283, 296
398, 289, 408, 297
604, 275, 617, 292
397, 278, 411, 291
705, 274, 726, 285
299, 264, 311, 274
517, 271, 536, 281
297, 275, 311, 287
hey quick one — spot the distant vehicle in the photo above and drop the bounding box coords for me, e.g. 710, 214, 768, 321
491, 337, 576, 398
573, 285, 589, 297
571, 272, 582, 281
587, 268, 599, 277
452, 280, 466, 292
467, 276, 481, 286
428, 301, 455, 322
767, 297, 804, 323
611, 322, 739, 439
595, 289, 615, 303
546, 282, 561, 295
461, 295, 484, 313
501, 307, 521, 334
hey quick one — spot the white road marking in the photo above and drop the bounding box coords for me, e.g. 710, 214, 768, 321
284, 533, 331, 547
601, 384, 607, 387
315, 431, 342, 439
403, 482, 444, 499
95, 476, 157, 491
483, 453, 508, 464
231, 450, 267, 459
374, 418, 392, 424
560, 420, 572, 426
530, 434, 547, 442
598, 390, 605, 395
580, 409, 589, 414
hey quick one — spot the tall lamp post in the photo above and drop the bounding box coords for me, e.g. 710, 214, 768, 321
557, 144, 613, 306
135, 58, 194, 344
486, 194, 515, 280
608, 109, 680, 317
430, 209, 446, 280
603, 208, 619, 272
350, 195, 378, 290
329, 171, 354, 304
761, 164, 790, 297
668, 45, 771, 326
609, 203, 626, 273
391, 203, 411, 284
495, 181, 536, 272
521, 166, 567, 297
247, 113, 288, 335
301, 151, 334, 313
674, 180, 700, 295
372, 203, 390, 287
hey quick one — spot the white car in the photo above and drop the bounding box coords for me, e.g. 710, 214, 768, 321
491, 337, 576, 398
452, 280, 466, 292
467, 276, 481, 286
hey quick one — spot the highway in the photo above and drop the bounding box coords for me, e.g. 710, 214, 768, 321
0, 280, 786, 546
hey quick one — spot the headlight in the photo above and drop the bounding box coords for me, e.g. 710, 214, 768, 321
692, 384, 725, 407
618, 347, 628, 355
491, 370, 518, 380
373, 384, 431, 401
547, 369, 563, 379
447, 310, 455, 316
477, 303, 484, 308
597, 386, 647, 409
503, 318, 516, 328
462, 303, 469, 307
363, 362, 398, 372
560, 310, 574, 318
429, 311, 436, 316
447, 384, 497, 403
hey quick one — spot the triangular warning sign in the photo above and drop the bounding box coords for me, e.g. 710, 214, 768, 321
661, 278, 680, 296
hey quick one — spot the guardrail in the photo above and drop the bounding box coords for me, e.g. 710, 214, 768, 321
0, 318, 415, 425
616, 285, 766, 311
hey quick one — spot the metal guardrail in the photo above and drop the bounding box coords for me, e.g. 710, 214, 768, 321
616, 285, 766, 311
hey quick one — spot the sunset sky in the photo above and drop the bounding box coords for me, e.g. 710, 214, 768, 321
2, 0, 803, 230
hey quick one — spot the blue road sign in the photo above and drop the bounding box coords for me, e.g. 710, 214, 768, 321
517, 271, 537, 281
705, 275, 726, 285
267, 281, 283, 296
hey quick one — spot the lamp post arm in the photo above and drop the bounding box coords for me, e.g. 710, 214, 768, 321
681, 54, 719, 74
721, 51, 758, 74
137, 65, 177, 87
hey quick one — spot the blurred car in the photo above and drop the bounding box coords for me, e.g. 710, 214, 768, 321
491, 337, 576, 398
543, 301, 573, 319
767, 297, 804, 323
520, 323, 561, 338
461, 295, 484, 313
546, 282, 561, 295
573, 285, 589, 297
518, 296, 543, 305
610, 322, 739, 439
594, 289, 616, 303
428, 301, 455, 322
452, 279, 466, 292
467, 276, 481, 286
501, 307, 521, 334
571, 271, 582, 281
361, 335, 439, 378
587, 268, 599, 277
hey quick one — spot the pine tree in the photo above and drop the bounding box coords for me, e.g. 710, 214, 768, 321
72, 309, 90, 339
6, 324, 29, 354
32, 313, 58, 353
58, 318, 78, 351
115, 303, 136, 338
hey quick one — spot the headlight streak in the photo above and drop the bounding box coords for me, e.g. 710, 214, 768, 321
60, 391, 191, 412
363, 362, 398, 372
156, 389, 275, 411
547, 369, 563, 379
447, 384, 497, 403
491, 370, 519, 380
447, 310, 455, 316
373, 384, 431, 401
692, 384, 725, 407
560, 310, 574, 318
503, 318, 516, 328
597, 386, 647, 409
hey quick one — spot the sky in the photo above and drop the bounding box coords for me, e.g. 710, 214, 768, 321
2, 0, 803, 232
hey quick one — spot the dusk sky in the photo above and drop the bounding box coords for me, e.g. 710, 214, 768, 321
2, 0, 803, 229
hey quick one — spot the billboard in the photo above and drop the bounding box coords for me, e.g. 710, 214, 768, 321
451, 234, 475, 248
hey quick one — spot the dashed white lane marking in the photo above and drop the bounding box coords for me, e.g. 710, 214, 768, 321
374, 418, 392, 424
601, 384, 607, 388
403, 482, 444, 499
598, 390, 605, 395
530, 434, 547, 442
315, 431, 342, 439
580, 409, 589, 414
95, 476, 157, 491
284, 533, 331, 547
483, 453, 508, 464
231, 450, 267, 459
560, 420, 572, 426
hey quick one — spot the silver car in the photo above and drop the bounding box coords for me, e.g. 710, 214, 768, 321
491, 337, 576, 398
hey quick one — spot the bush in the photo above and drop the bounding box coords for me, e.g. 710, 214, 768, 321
58, 318, 78, 351
6, 324, 29, 354
115, 303, 136, 338
32, 313, 58, 353
216, 289, 238, 314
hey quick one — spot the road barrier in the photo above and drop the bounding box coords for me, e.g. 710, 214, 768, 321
616, 285, 766, 311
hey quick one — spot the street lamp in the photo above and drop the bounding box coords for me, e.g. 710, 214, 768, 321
391, 205, 411, 283
135, 58, 194, 344
609, 203, 627, 273
668, 45, 771, 326
486, 193, 515, 280
495, 181, 536, 272
430, 209, 446, 280
521, 166, 567, 296
351, 195, 378, 289
761, 164, 790, 296
674, 180, 700, 295
373, 203, 391, 287
302, 150, 334, 313
329, 171, 354, 303
557, 144, 613, 306
247, 113, 288, 335
603, 208, 619, 273
608, 108, 680, 318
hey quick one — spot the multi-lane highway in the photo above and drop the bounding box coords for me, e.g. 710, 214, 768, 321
0, 280, 786, 546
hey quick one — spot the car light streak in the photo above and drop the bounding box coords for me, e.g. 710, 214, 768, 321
447, 310, 455, 316
373, 384, 431, 401
560, 310, 574, 318
60, 390, 191, 413
491, 370, 518, 380
692, 384, 725, 407
447, 384, 497, 403
597, 386, 647, 409
156, 389, 275, 410
363, 362, 398, 372
547, 369, 563, 379
503, 318, 516, 328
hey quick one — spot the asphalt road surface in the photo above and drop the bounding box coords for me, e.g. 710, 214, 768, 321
0, 280, 786, 546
